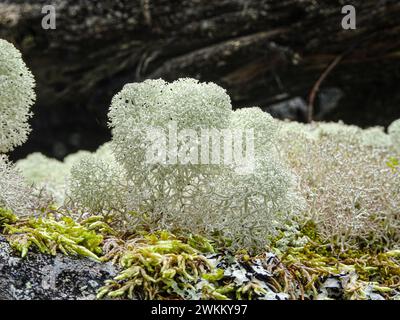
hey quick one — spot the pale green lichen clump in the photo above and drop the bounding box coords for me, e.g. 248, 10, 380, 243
278, 119, 400, 250
15, 153, 69, 205
0, 39, 36, 153
0, 39, 39, 217
107, 78, 302, 252
15, 144, 118, 206
388, 119, 400, 152
69, 145, 128, 215
108, 79, 232, 177
0, 155, 34, 216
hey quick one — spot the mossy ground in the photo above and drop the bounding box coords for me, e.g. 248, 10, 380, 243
0, 208, 399, 300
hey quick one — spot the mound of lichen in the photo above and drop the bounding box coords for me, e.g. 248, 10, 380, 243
0, 39, 36, 153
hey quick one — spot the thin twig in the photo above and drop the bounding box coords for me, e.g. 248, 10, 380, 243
307, 34, 372, 123
307, 54, 345, 123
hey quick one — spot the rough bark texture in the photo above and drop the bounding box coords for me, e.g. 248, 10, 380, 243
0, 236, 117, 300
1, 0, 399, 159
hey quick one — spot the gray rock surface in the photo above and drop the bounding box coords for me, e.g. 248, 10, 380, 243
0, 235, 118, 300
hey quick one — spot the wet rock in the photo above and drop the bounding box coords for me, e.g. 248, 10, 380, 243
0, 235, 118, 300
266, 97, 308, 122
314, 87, 344, 120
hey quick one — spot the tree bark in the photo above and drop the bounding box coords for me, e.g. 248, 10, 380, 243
1, 0, 399, 159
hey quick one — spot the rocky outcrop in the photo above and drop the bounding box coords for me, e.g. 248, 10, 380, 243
0, 236, 117, 300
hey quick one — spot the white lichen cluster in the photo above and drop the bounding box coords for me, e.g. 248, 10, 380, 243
104, 78, 302, 251
279, 119, 396, 149
0, 155, 34, 215
231, 107, 279, 149
69, 143, 128, 215
0, 39, 36, 153
108, 79, 233, 222
108, 79, 232, 177
278, 120, 400, 249
388, 119, 400, 152
361, 126, 392, 148
15, 153, 69, 204
15, 143, 119, 207
0, 39, 38, 216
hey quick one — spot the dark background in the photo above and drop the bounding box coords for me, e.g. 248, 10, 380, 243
1, 0, 399, 160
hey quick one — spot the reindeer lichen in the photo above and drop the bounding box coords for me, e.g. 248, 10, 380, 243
388, 119, 400, 152
104, 78, 302, 252
0, 155, 36, 216
0, 39, 36, 153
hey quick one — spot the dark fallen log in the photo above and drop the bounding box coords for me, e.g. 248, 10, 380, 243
1, 1, 399, 159
0, 236, 117, 300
